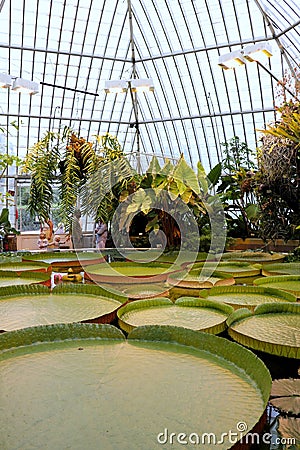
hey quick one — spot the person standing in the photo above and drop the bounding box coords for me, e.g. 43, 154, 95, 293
95, 221, 108, 249
72, 209, 84, 249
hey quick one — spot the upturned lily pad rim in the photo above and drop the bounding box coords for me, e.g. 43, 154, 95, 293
185, 261, 261, 277
0, 283, 127, 332
128, 325, 272, 406
85, 261, 179, 271
227, 303, 300, 358
120, 283, 170, 299
0, 323, 125, 354
0, 284, 50, 300
0, 270, 51, 282
262, 262, 300, 276
0, 261, 51, 273
221, 251, 285, 264
167, 269, 236, 288
117, 296, 234, 334
254, 275, 300, 297
200, 285, 297, 303
22, 251, 106, 267
84, 261, 182, 284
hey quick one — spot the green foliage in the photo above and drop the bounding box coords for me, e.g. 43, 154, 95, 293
0, 122, 23, 206
23, 130, 63, 222
0, 207, 19, 238
218, 136, 259, 238
23, 129, 127, 231
256, 103, 300, 241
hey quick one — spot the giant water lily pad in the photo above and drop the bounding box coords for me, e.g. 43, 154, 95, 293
0, 270, 50, 288
262, 262, 300, 277
0, 323, 271, 450
186, 261, 261, 278
120, 283, 170, 299
0, 284, 127, 331
254, 275, 300, 298
117, 297, 233, 334
0, 260, 51, 274
167, 269, 235, 288
227, 303, 300, 358
221, 251, 285, 264
22, 251, 105, 272
84, 261, 181, 284
270, 378, 300, 416
278, 417, 300, 446
200, 285, 296, 311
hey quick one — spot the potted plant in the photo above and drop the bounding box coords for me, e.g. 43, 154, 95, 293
0, 207, 19, 252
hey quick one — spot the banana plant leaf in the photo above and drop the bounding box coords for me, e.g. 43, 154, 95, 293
227, 303, 300, 358
117, 296, 234, 334
254, 275, 300, 298
0, 323, 271, 450
199, 285, 296, 311
0, 284, 127, 331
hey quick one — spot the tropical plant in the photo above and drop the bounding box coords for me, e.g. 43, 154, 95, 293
0, 207, 19, 238
111, 155, 224, 251
256, 73, 300, 242
23, 129, 131, 232
217, 136, 259, 238
0, 121, 23, 205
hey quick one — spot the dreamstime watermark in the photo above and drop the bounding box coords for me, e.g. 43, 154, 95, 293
156, 422, 296, 446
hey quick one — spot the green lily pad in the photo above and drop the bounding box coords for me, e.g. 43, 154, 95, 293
262, 262, 300, 276
0, 323, 271, 450
0, 270, 50, 288
227, 303, 300, 358
0, 261, 51, 274
117, 297, 233, 334
0, 284, 126, 331
221, 251, 285, 264
84, 261, 181, 284
120, 283, 170, 299
22, 251, 105, 271
200, 285, 296, 311
186, 261, 261, 278
254, 275, 300, 298
167, 269, 235, 288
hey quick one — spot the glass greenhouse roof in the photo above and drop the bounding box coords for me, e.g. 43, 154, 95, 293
0, 0, 299, 172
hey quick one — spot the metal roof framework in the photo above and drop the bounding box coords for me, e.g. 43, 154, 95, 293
0, 0, 299, 172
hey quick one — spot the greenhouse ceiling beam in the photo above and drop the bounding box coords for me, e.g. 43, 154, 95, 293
0, 43, 132, 63
253, 0, 297, 77
0, 107, 276, 124
275, 19, 300, 38
134, 37, 275, 63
